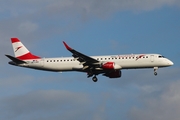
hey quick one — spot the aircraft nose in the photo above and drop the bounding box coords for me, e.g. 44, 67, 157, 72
168, 60, 174, 66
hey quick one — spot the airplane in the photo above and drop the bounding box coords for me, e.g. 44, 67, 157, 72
5, 38, 173, 82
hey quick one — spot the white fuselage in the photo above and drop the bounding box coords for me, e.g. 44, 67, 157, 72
16, 54, 173, 72
7, 38, 174, 81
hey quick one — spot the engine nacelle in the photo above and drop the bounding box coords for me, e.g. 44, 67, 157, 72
102, 62, 121, 70
103, 70, 122, 78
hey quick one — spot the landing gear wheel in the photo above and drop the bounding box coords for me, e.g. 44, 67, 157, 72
92, 76, 98, 82
154, 72, 157, 76
153, 67, 158, 76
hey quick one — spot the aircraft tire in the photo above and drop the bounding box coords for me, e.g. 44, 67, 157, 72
154, 72, 157, 76
92, 76, 98, 82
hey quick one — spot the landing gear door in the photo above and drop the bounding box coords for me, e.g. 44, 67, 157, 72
150, 55, 154, 62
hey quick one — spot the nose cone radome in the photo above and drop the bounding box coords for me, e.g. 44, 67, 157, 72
167, 59, 174, 66
169, 60, 174, 66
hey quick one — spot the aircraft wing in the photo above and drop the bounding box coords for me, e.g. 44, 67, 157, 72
63, 41, 100, 70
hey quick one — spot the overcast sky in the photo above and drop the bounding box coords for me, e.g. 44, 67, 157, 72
0, 0, 180, 120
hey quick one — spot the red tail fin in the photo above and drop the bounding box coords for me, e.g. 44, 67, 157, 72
11, 38, 41, 60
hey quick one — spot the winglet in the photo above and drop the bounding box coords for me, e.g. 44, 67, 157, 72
63, 41, 73, 50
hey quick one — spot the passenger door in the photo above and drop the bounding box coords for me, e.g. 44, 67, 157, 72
150, 55, 154, 62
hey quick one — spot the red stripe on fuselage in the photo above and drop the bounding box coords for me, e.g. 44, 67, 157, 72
17, 52, 40, 60
11, 38, 20, 43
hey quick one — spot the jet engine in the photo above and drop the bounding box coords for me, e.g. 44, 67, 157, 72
103, 70, 122, 78
102, 62, 121, 70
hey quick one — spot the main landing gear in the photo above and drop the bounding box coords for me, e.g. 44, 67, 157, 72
87, 72, 98, 82
154, 67, 158, 76
92, 75, 98, 82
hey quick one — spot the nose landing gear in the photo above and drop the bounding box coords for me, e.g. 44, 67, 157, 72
154, 67, 158, 76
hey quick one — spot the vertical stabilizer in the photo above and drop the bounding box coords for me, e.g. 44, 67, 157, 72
11, 38, 40, 60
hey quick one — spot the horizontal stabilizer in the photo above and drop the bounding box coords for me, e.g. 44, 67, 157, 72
5, 55, 26, 64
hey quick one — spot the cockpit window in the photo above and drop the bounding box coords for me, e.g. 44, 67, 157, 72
158, 56, 165, 58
